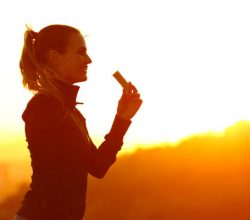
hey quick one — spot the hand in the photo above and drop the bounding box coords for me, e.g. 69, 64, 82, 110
116, 82, 143, 120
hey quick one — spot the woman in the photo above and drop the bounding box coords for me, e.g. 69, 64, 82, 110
14, 24, 142, 220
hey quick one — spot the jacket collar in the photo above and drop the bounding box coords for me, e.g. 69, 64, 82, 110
55, 80, 82, 109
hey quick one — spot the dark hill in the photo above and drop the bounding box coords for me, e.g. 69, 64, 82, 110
85, 121, 250, 220
1, 121, 250, 220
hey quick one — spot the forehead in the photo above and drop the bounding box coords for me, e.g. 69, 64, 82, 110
66, 32, 86, 51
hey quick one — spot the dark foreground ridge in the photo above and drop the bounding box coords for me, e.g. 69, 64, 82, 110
1, 121, 250, 220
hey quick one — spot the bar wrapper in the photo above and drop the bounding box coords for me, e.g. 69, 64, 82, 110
113, 71, 128, 89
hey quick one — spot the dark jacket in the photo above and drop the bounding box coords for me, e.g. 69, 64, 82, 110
16, 82, 131, 220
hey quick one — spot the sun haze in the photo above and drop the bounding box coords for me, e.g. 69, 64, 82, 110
0, 0, 250, 158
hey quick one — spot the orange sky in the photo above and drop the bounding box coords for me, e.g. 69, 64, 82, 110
1, 0, 250, 159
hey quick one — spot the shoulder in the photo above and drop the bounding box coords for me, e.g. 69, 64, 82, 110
22, 93, 62, 122
25, 93, 58, 112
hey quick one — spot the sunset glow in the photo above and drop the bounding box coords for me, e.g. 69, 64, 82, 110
0, 2, 250, 219
0, 0, 250, 156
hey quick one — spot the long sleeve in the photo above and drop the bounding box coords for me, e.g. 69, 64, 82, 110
86, 115, 131, 178
23, 95, 66, 177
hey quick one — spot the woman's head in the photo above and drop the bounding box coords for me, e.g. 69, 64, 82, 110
19, 24, 92, 93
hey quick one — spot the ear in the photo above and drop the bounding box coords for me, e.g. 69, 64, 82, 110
47, 50, 61, 67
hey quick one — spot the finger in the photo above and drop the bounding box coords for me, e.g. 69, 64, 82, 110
124, 92, 140, 99
126, 82, 138, 94
130, 98, 143, 107
131, 83, 138, 94
123, 82, 131, 93
131, 93, 140, 99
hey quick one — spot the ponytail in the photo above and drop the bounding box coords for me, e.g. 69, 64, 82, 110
19, 26, 41, 92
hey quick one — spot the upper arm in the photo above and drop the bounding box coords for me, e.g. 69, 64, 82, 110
23, 95, 65, 170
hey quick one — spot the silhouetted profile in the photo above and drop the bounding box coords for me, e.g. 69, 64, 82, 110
13, 24, 142, 220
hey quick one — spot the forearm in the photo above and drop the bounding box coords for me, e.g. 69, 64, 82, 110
87, 115, 131, 178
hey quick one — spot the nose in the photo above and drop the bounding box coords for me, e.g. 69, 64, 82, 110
86, 53, 92, 64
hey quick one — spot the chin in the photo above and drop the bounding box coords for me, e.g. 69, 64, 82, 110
82, 75, 87, 81
75, 77, 87, 83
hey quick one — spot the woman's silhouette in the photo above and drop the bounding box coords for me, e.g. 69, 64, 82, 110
14, 24, 142, 220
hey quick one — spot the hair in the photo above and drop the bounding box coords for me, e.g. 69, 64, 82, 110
19, 24, 80, 102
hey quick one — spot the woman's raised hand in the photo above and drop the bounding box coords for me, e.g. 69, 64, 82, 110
116, 82, 143, 120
